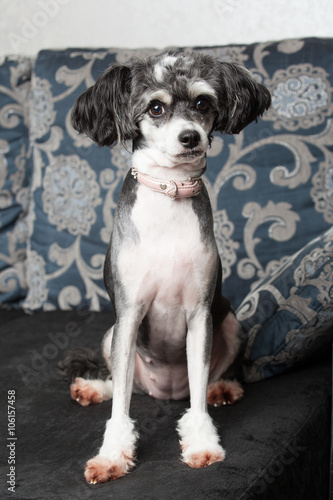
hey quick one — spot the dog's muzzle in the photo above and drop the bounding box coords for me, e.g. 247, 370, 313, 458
131, 167, 203, 200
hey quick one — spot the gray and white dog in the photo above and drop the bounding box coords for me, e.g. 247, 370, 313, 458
68, 51, 271, 484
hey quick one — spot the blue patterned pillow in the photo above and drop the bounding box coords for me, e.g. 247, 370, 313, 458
24, 39, 333, 311
0, 57, 32, 307
24, 49, 136, 311
237, 227, 333, 382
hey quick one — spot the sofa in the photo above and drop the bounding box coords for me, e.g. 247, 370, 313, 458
1, 37, 332, 499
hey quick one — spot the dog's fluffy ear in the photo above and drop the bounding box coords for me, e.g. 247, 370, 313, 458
214, 63, 271, 134
71, 64, 136, 147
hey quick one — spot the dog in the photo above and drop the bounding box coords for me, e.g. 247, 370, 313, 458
64, 51, 271, 484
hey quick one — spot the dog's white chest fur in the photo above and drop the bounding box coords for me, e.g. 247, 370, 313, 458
118, 184, 217, 311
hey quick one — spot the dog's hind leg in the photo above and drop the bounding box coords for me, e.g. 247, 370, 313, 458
101, 326, 114, 372
207, 311, 244, 406
207, 379, 244, 407
70, 378, 113, 406
67, 327, 114, 407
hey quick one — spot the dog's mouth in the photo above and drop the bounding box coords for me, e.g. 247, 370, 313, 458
177, 149, 204, 159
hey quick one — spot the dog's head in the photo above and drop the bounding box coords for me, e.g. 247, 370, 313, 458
72, 52, 271, 166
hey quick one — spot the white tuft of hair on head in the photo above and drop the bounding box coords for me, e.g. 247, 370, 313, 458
153, 55, 178, 81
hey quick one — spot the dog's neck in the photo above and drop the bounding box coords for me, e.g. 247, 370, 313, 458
131, 149, 207, 182
131, 167, 203, 200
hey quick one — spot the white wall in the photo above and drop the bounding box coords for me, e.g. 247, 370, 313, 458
0, 0, 332, 57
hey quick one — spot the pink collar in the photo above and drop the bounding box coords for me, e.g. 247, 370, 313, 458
131, 167, 203, 200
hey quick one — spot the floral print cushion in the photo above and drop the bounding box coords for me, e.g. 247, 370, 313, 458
23, 39, 333, 316
237, 226, 333, 382
0, 56, 32, 306
24, 49, 127, 311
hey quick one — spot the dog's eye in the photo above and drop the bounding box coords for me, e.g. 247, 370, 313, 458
196, 98, 210, 112
149, 103, 165, 117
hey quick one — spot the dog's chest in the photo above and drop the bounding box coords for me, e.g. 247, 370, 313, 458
116, 186, 217, 310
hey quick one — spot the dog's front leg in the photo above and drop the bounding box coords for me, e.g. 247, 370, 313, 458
84, 313, 139, 484
177, 307, 225, 467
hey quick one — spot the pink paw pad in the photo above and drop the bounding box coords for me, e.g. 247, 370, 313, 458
207, 379, 244, 407
70, 378, 103, 407
184, 449, 225, 468
84, 453, 135, 484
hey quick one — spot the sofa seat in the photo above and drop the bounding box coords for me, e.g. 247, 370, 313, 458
1, 310, 330, 499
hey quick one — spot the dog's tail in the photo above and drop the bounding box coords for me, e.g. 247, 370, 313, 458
58, 348, 110, 382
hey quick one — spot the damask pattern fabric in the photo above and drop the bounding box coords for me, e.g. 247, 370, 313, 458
237, 226, 333, 382
23, 38, 333, 315
24, 49, 128, 311
0, 56, 32, 306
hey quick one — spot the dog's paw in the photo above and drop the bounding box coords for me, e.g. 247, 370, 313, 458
70, 377, 105, 406
207, 379, 244, 407
84, 452, 135, 484
178, 409, 225, 469
181, 445, 225, 468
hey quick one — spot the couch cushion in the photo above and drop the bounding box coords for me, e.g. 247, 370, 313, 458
24, 49, 124, 311
237, 226, 333, 382
0, 309, 330, 499
24, 39, 333, 311
0, 56, 32, 307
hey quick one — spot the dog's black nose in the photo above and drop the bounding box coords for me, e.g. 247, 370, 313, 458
178, 130, 201, 149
